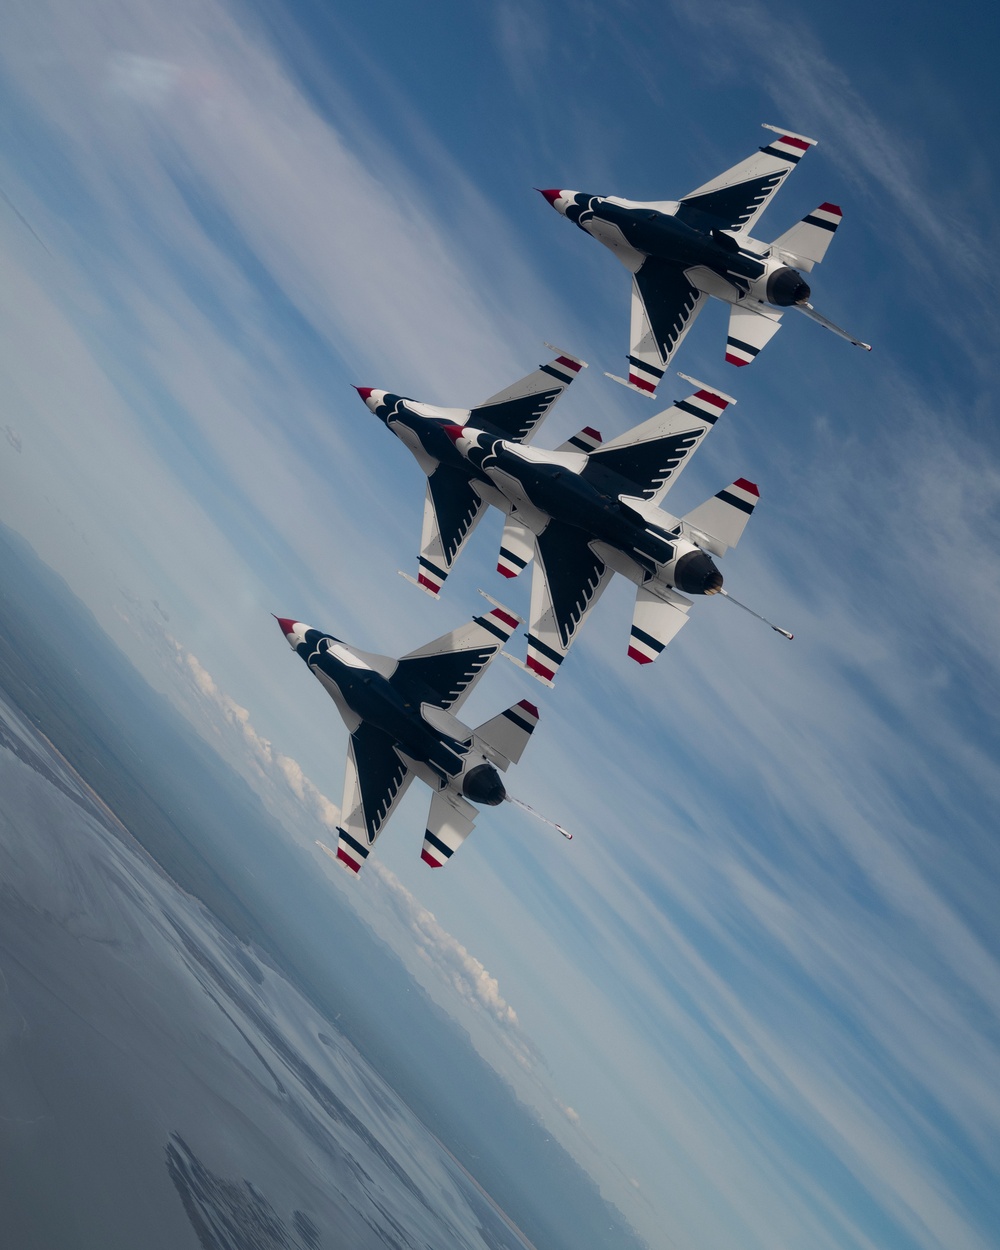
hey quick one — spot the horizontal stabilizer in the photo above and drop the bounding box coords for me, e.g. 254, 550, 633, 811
725, 304, 783, 367
629, 585, 691, 665
497, 514, 536, 579
421, 790, 477, 868
474, 699, 540, 770
770, 202, 842, 270
682, 479, 760, 556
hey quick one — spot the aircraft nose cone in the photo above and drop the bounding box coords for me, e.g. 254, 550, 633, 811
273, 615, 298, 637
354, 386, 382, 411
537, 188, 562, 206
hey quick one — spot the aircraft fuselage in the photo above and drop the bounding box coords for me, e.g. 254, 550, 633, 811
473, 440, 722, 596
593, 200, 766, 282
295, 631, 467, 780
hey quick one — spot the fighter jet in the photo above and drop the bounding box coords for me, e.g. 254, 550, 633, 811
355, 346, 586, 596
539, 124, 870, 397
436, 376, 791, 684
275, 601, 565, 873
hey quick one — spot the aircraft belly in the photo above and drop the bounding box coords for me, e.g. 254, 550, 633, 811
684, 264, 741, 302
583, 217, 646, 273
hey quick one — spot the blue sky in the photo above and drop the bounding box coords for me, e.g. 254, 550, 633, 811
2, 2, 999, 1248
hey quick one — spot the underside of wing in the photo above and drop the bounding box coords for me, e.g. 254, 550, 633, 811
525, 523, 614, 683
337, 724, 414, 873
628, 258, 707, 391
471, 349, 586, 444
676, 129, 816, 234
415, 465, 486, 595
390, 601, 521, 712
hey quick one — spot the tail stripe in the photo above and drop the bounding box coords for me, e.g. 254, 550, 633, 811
676, 398, 720, 424
540, 362, 576, 384
716, 489, 755, 514
424, 829, 453, 859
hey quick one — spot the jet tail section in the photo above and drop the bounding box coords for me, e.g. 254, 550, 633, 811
682, 479, 760, 556
628, 585, 692, 665
497, 515, 536, 579
725, 305, 783, 367
770, 203, 842, 270
421, 790, 478, 868
473, 699, 540, 770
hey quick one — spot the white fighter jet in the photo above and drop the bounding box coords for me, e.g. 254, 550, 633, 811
356, 347, 585, 596
275, 601, 568, 873
436, 376, 791, 684
539, 125, 870, 397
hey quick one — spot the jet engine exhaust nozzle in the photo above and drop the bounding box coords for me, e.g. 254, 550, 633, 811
766, 266, 811, 307
674, 551, 723, 596
462, 762, 507, 807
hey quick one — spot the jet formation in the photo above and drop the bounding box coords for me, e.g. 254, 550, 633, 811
278, 125, 868, 871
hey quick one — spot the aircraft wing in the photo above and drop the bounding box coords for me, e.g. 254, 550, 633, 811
525, 523, 615, 683
627, 257, 708, 393
336, 723, 416, 874
414, 465, 487, 595
471, 348, 586, 444
676, 127, 817, 234
390, 601, 521, 712
582, 381, 732, 504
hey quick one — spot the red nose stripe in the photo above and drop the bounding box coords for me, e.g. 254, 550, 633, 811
442, 424, 466, 443
537, 188, 562, 206
273, 616, 298, 635
354, 386, 375, 402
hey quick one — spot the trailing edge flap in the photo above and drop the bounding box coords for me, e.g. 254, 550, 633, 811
582, 385, 731, 503
472, 350, 585, 444
725, 305, 783, 368
391, 602, 521, 712
417, 465, 487, 594
473, 699, 540, 770
769, 203, 842, 271
628, 585, 692, 665
681, 479, 760, 556
421, 790, 478, 868
497, 514, 536, 579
